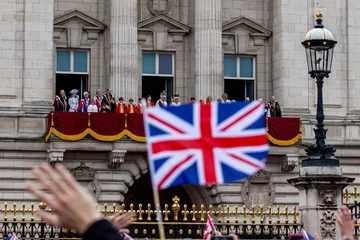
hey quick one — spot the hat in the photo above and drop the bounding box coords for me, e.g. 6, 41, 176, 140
161, 91, 166, 97
174, 93, 180, 99
96, 89, 101, 94
83, 91, 89, 96
69, 89, 78, 94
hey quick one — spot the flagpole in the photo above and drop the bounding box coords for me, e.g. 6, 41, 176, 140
153, 189, 166, 240
142, 98, 166, 240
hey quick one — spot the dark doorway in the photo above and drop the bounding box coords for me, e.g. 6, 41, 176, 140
224, 79, 254, 101
56, 74, 88, 97
142, 76, 173, 104
124, 173, 193, 219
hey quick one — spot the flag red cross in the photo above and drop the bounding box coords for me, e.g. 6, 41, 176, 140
150, 103, 267, 187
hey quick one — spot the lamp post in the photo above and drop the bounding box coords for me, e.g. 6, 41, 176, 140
301, 11, 338, 167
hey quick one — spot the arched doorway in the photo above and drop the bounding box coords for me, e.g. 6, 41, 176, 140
124, 173, 193, 211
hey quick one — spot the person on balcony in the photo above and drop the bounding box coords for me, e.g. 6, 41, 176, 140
68, 89, 79, 112
53, 89, 68, 112
116, 97, 127, 114
156, 92, 167, 107
127, 99, 136, 114
136, 98, 143, 114
101, 103, 111, 113
94, 89, 103, 112
268, 96, 282, 117
79, 92, 91, 112
146, 95, 154, 107
87, 99, 98, 113
221, 93, 231, 103
189, 97, 196, 104
245, 97, 250, 102
171, 93, 181, 106
205, 96, 212, 104
102, 88, 116, 113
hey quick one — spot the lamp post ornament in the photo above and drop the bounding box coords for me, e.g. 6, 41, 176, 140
301, 11, 338, 167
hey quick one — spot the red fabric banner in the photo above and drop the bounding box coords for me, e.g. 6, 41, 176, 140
266, 117, 302, 146
125, 114, 146, 142
46, 112, 126, 142
46, 112, 302, 146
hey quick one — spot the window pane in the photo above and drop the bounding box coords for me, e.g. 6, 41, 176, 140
245, 81, 254, 100
74, 51, 88, 73
142, 53, 156, 74
240, 57, 254, 78
56, 50, 71, 72
159, 54, 173, 75
224, 56, 237, 77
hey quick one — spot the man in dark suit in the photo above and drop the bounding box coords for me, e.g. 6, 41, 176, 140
102, 88, 116, 112
268, 96, 282, 117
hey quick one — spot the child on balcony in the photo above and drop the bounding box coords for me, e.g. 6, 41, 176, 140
88, 99, 98, 113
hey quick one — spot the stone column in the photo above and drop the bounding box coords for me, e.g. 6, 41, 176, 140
288, 167, 354, 240
0, 0, 54, 112
194, 0, 223, 100
110, 0, 138, 101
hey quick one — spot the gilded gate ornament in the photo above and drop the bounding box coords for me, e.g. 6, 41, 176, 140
241, 170, 276, 211
147, 0, 171, 15
71, 162, 101, 201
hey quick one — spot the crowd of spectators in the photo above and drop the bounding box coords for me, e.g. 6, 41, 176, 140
53, 89, 282, 117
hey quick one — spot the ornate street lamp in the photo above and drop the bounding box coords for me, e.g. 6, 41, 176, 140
302, 11, 338, 167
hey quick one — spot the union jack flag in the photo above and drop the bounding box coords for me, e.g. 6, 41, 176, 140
5, 233, 19, 240
143, 101, 269, 190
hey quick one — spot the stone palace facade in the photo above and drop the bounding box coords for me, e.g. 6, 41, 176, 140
0, 0, 359, 210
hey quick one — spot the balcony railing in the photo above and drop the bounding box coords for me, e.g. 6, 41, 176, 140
0, 196, 302, 239
46, 112, 302, 146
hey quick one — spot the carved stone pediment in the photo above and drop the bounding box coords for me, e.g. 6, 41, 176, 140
53, 10, 107, 47
138, 14, 191, 47
222, 17, 272, 53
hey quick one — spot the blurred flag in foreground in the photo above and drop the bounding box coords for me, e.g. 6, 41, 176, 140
203, 214, 216, 239
143, 101, 269, 190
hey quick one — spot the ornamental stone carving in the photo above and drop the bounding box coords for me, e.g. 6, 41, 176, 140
147, 0, 171, 15
320, 210, 336, 240
47, 149, 65, 165
281, 154, 299, 172
71, 162, 101, 201
241, 170, 275, 211
108, 150, 127, 169
319, 189, 337, 207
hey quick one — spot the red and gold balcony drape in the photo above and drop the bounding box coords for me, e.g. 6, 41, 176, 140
46, 112, 302, 146
266, 117, 302, 146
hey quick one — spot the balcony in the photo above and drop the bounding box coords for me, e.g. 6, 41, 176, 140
46, 112, 302, 146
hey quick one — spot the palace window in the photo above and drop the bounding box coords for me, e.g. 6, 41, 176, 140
224, 56, 255, 101
142, 53, 174, 76
56, 50, 89, 74
56, 50, 89, 96
142, 52, 174, 103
